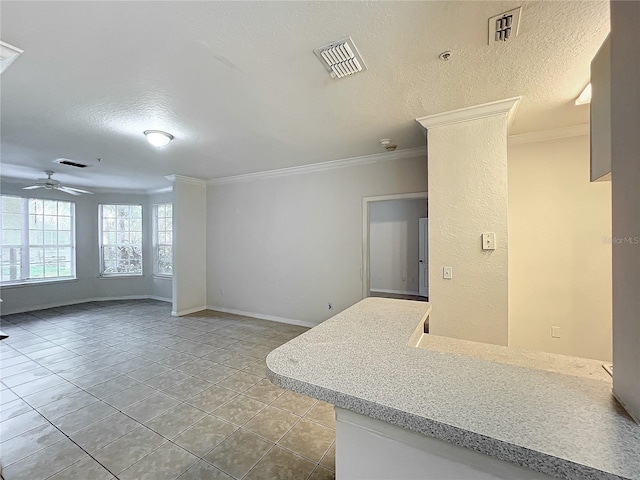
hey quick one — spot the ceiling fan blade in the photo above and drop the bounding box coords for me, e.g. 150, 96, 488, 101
61, 186, 93, 195
56, 186, 82, 195
23, 185, 43, 190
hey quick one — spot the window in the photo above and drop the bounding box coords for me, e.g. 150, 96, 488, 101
99, 204, 143, 276
0, 195, 76, 284
153, 203, 173, 276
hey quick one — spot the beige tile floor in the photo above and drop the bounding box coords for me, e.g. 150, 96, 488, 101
0, 300, 335, 480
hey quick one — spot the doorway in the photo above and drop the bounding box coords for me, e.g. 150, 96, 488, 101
362, 193, 428, 300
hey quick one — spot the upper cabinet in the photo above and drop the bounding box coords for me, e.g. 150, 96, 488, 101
590, 35, 611, 182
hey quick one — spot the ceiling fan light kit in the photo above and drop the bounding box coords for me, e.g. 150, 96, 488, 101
23, 171, 93, 195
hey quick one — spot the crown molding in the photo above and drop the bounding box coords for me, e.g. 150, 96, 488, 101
508, 124, 590, 145
207, 146, 426, 186
165, 174, 206, 186
147, 186, 173, 194
416, 97, 522, 132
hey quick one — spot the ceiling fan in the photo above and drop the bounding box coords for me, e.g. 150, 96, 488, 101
23, 171, 93, 196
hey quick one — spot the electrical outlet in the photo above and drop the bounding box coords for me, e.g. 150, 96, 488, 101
551, 326, 561, 338
402, 276, 406, 282
220, 289, 224, 296
443, 267, 453, 279
328, 303, 333, 310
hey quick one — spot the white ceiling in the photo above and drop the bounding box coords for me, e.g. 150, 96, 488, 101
0, 1, 609, 191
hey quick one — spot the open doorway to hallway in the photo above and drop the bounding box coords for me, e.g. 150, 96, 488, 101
362, 193, 428, 301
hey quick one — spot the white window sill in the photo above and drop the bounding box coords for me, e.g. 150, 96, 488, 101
153, 274, 172, 280
0, 278, 79, 289
98, 275, 145, 279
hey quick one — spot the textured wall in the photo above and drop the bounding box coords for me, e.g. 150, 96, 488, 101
610, 0, 640, 422
427, 116, 509, 345
509, 135, 612, 361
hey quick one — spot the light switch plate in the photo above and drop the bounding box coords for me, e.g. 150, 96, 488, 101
482, 232, 496, 250
443, 267, 453, 279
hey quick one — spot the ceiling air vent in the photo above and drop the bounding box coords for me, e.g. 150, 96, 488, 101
54, 158, 90, 168
488, 7, 522, 44
314, 37, 367, 79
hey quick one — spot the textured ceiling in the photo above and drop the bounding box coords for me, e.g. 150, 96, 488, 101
0, 1, 609, 190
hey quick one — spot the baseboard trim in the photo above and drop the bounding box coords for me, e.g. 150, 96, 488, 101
1, 295, 172, 316
371, 289, 420, 295
171, 305, 208, 317
149, 296, 172, 303
206, 305, 317, 328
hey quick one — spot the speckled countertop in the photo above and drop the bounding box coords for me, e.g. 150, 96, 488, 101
266, 297, 640, 480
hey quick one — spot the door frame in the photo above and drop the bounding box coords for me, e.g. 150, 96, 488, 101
419, 217, 428, 297
362, 192, 428, 299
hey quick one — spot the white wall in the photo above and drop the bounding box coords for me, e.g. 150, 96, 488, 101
610, 0, 640, 422
0, 182, 160, 314
369, 199, 427, 294
172, 178, 207, 316
206, 155, 427, 325
508, 135, 612, 361
427, 115, 510, 346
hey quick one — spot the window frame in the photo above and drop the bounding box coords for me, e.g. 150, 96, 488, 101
98, 203, 144, 277
152, 203, 173, 277
0, 195, 77, 286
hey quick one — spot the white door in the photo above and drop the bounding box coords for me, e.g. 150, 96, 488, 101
419, 218, 429, 297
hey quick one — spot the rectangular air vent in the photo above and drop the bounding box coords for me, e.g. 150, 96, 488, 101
0, 41, 23, 74
54, 158, 90, 168
314, 37, 367, 79
488, 7, 522, 44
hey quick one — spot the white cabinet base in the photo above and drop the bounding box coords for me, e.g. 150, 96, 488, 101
335, 408, 552, 480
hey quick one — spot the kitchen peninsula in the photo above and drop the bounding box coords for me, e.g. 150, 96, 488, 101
266, 297, 640, 480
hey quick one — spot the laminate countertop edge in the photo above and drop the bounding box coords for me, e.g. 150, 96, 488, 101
266, 297, 640, 480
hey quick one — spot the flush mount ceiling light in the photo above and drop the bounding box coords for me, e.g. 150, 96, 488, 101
0, 41, 24, 74
575, 83, 592, 105
314, 37, 367, 79
144, 130, 174, 147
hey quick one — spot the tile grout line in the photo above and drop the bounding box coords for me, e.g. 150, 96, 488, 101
4, 327, 184, 479
4, 369, 334, 478
2, 302, 328, 480
141, 371, 330, 478
11, 397, 120, 480
13, 365, 161, 480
